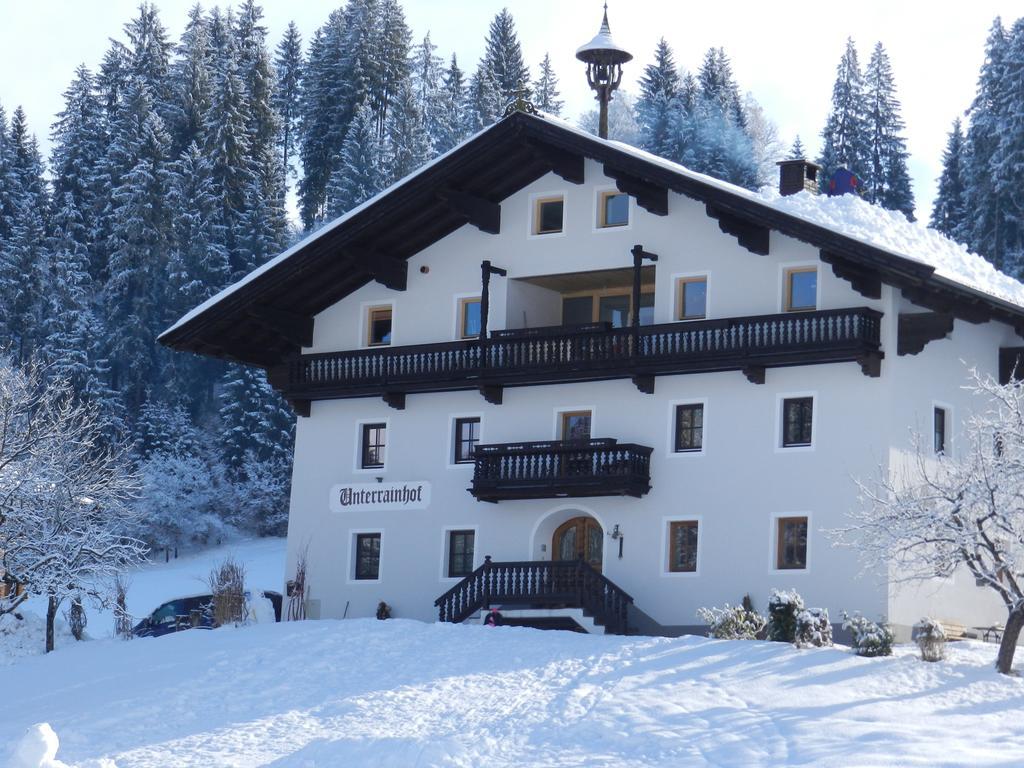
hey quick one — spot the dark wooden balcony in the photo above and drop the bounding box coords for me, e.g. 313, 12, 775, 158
435, 556, 634, 635
275, 307, 883, 407
470, 438, 652, 502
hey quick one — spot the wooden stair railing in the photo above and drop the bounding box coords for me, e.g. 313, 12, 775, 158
434, 556, 635, 635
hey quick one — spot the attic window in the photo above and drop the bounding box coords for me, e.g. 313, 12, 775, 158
534, 196, 564, 235
784, 267, 817, 312
366, 305, 392, 346
599, 191, 629, 228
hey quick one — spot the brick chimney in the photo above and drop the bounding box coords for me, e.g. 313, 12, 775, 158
777, 159, 821, 196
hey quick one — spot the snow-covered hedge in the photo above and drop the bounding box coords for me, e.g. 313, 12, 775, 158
696, 604, 766, 640
766, 589, 804, 643
842, 612, 894, 657
795, 607, 833, 648
912, 617, 947, 662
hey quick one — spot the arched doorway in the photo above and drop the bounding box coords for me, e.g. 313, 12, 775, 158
552, 516, 603, 572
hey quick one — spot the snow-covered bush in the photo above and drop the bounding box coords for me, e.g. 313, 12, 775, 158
113, 573, 133, 640
134, 450, 230, 549
208, 558, 247, 627
696, 603, 767, 640
912, 617, 947, 662
842, 612, 894, 657
766, 589, 804, 642
795, 607, 833, 648
66, 597, 86, 641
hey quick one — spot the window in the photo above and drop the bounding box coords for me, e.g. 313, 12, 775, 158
361, 422, 386, 469
355, 533, 381, 580
459, 297, 482, 339
447, 530, 475, 577
560, 290, 655, 328
560, 410, 592, 441
934, 407, 948, 455
669, 520, 699, 573
677, 276, 708, 320
674, 404, 704, 452
599, 191, 629, 228
776, 516, 808, 570
534, 196, 564, 235
453, 417, 480, 464
784, 267, 817, 312
366, 305, 392, 346
782, 397, 813, 447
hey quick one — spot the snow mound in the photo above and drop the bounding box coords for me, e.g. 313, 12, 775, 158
8, 723, 70, 768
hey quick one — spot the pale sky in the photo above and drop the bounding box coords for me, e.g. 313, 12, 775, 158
1, 0, 1020, 217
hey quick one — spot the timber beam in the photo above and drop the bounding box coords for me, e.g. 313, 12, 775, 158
346, 249, 408, 291
527, 141, 585, 184
742, 366, 766, 385
897, 312, 954, 356
820, 250, 882, 299
901, 286, 991, 324
247, 304, 314, 348
858, 352, 883, 378
706, 204, 770, 255
603, 164, 668, 216
480, 384, 503, 405
632, 374, 655, 394
383, 391, 406, 410
438, 187, 501, 234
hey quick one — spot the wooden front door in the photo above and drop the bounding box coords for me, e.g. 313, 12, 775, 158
553, 516, 603, 572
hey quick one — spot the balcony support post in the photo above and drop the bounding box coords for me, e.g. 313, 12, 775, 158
479, 260, 508, 403
631, 245, 658, 388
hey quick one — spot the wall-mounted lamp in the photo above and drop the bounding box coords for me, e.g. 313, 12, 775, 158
609, 524, 623, 559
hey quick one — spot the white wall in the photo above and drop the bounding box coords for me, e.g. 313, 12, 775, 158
283, 159, 1014, 633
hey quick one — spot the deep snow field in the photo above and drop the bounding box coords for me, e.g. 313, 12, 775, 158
4, 540, 1024, 767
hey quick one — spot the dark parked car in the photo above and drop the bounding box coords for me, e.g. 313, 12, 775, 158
132, 590, 283, 638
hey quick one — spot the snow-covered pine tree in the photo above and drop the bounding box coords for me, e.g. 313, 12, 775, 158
369, 0, 412, 137
433, 54, 467, 153
580, 90, 640, 145
325, 102, 383, 219
743, 94, 785, 187
818, 38, 870, 189
863, 42, 914, 219
217, 362, 294, 476
964, 18, 1010, 271
697, 47, 745, 128
169, 4, 213, 157
481, 8, 530, 105
122, 2, 174, 125
462, 64, 504, 135
636, 39, 681, 157
384, 80, 432, 185
990, 18, 1024, 277
411, 33, 443, 153
930, 118, 967, 239
532, 53, 563, 115
789, 135, 806, 159
273, 21, 303, 178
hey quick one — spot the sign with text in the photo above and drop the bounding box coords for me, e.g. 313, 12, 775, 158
329, 482, 431, 513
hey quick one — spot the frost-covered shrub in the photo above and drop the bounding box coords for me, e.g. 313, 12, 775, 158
766, 589, 804, 642
696, 604, 767, 640
842, 612, 894, 657
795, 607, 833, 648
912, 617, 947, 662
208, 558, 247, 627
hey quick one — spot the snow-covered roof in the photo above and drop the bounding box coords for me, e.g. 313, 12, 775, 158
575, 9, 632, 64
161, 109, 1024, 364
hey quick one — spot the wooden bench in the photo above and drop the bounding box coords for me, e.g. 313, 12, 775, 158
937, 621, 973, 641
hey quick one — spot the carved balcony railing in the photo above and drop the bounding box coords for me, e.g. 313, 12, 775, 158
277, 307, 883, 403
470, 438, 652, 501
434, 556, 634, 635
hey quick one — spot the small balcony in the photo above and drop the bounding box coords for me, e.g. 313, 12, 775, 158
275, 307, 883, 407
469, 438, 653, 502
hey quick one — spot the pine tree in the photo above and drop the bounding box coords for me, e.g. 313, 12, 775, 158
169, 4, 213, 156
325, 102, 382, 219
433, 54, 467, 153
411, 33, 443, 153
990, 19, 1024, 276
818, 38, 870, 187
698, 47, 745, 128
218, 363, 294, 471
930, 119, 967, 239
580, 90, 640, 145
532, 53, 563, 115
463, 64, 504, 134
369, 0, 413, 137
636, 39, 680, 156
863, 42, 914, 219
481, 8, 530, 105
384, 79, 432, 185
789, 136, 807, 159
273, 21, 303, 178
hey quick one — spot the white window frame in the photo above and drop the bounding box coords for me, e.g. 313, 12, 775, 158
661, 515, 703, 577
528, 189, 568, 239
672, 271, 711, 322
779, 262, 819, 313
666, 397, 708, 457
592, 185, 634, 233
360, 299, 395, 348
446, 412, 484, 469
932, 400, 954, 457
347, 528, 384, 584
769, 511, 812, 575
439, 525, 480, 582
354, 417, 390, 474
775, 391, 817, 453
553, 405, 596, 440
